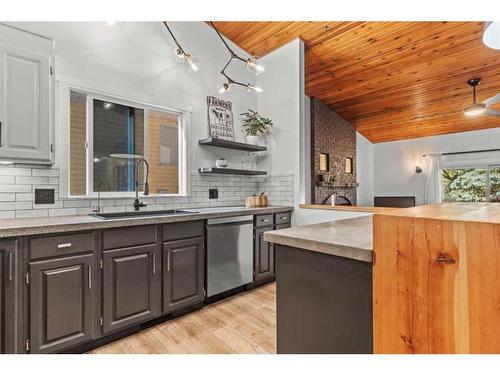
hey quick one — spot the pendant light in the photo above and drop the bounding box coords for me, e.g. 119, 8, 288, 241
209, 22, 264, 94
163, 22, 200, 72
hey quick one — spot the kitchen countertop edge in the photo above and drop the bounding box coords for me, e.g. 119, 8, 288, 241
0, 206, 293, 238
264, 216, 373, 263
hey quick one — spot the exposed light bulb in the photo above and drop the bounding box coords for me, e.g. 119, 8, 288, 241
483, 22, 500, 50
218, 82, 231, 94
464, 102, 486, 117
174, 47, 186, 61
185, 54, 200, 72
247, 84, 263, 93
103, 102, 114, 110
246, 57, 265, 75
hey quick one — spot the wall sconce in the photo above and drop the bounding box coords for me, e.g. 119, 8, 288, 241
415, 166, 423, 174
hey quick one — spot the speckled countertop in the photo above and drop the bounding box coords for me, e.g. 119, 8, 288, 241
264, 216, 373, 263
0, 206, 293, 238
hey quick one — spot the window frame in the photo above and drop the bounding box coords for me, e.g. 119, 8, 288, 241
64, 85, 187, 199
441, 164, 499, 203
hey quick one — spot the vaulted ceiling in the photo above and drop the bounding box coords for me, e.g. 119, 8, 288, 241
212, 22, 500, 143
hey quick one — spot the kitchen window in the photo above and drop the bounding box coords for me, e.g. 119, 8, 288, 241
68, 90, 186, 197
442, 166, 500, 202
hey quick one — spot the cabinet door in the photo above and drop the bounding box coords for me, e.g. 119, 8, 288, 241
254, 227, 275, 281
0, 241, 21, 354
29, 254, 94, 353
0, 251, 3, 354
163, 237, 204, 314
0, 44, 53, 163
102, 244, 160, 334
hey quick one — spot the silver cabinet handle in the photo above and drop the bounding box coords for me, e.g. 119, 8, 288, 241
167, 253, 171, 272
262, 219, 269, 222
152, 253, 156, 275
88, 265, 92, 289
8, 252, 13, 281
280, 216, 287, 220
57, 243, 72, 249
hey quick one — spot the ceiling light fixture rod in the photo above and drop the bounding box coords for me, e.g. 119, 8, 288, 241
209, 22, 246, 63
162, 21, 185, 55
209, 22, 263, 93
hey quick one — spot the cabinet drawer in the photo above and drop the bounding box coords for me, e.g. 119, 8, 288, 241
275, 212, 291, 225
255, 214, 273, 228
29, 232, 94, 260
275, 223, 291, 230
102, 225, 157, 250
162, 221, 204, 242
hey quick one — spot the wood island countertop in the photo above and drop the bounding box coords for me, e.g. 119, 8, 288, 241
375, 202, 500, 224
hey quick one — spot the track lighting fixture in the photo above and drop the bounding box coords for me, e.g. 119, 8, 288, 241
163, 21, 200, 72
209, 22, 264, 94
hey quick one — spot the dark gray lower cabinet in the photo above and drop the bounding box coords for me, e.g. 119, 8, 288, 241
163, 237, 204, 314
254, 226, 275, 281
102, 244, 160, 334
29, 254, 94, 353
0, 250, 3, 354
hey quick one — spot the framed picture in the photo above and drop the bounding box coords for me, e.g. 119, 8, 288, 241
319, 153, 329, 171
207, 96, 234, 140
345, 157, 353, 174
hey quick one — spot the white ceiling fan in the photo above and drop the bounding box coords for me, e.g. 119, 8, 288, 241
463, 78, 500, 117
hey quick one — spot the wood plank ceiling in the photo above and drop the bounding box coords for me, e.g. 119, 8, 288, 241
212, 22, 500, 143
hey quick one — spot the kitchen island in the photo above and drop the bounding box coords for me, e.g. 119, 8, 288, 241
265, 216, 373, 354
266, 202, 500, 354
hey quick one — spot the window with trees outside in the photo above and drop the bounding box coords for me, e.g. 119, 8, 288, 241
442, 166, 500, 202
69, 90, 185, 197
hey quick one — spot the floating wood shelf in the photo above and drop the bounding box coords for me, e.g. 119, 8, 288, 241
316, 181, 359, 188
198, 167, 267, 176
198, 137, 267, 152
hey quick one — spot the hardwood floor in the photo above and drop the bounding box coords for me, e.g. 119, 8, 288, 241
89, 283, 276, 354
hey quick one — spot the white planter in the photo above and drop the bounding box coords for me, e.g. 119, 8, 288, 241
246, 135, 259, 145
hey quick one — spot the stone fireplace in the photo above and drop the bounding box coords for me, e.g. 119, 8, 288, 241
310, 98, 358, 205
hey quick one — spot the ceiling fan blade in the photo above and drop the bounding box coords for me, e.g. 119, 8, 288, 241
484, 93, 500, 107
485, 108, 500, 117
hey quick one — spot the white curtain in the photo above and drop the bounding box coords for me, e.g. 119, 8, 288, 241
424, 154, 442, 204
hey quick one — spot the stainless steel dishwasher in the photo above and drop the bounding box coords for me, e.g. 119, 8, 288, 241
206, 215, 254, 297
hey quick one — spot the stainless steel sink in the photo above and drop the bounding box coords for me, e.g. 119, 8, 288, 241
91, 209, 199, 220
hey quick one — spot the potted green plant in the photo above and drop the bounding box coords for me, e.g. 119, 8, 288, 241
240, 109, 273, 145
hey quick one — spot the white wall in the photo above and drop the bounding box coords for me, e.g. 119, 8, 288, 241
7, 21, 259, 179
356, 132, 374, 206
373, 127, 500, 205
256, 39, 304, 210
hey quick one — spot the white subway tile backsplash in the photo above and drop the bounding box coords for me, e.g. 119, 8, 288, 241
32, 168, 60, 177
0, 167, 32, 176
0, 201, 32, 210
0, 166, 295, 218
15, 193, 35, 201
48, 208, 78, 217
15, 176, 48, 185
0, 193, 16, 201
15, 209, 48, 218
0, 184, 32, 193
0, 210, 15, 219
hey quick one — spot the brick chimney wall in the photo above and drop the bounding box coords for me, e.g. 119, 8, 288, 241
310, 98, 357, 205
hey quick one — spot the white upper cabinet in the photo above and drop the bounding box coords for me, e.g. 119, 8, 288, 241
0, 25, 55, 164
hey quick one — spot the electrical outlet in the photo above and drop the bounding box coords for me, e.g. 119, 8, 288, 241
209, 189, 218, 199
34, 188, 55, 204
